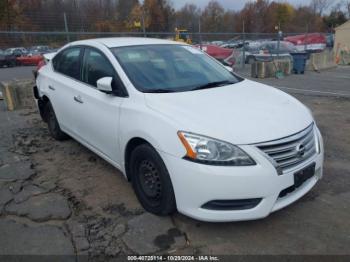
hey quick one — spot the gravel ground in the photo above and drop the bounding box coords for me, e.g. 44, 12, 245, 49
0, 67, 350, 260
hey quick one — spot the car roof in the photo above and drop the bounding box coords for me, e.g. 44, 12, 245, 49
70, 37, 182, 48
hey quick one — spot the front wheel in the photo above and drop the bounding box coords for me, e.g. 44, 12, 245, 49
129, 144, 176, 215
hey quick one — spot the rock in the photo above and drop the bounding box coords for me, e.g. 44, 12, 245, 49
122, 213, 186, 254
67, 220, 86, 238
112, 224, 126, 238
38, 180, 57, 191
7, 181, 23, 194
14, 184, 48, 203
0, 218, 75, 256
0, 188, 13, 205
6, 193, 71, 222
0, 161, 35, 181
75, 237, 90, 251
105, 245, 120, 256
92, 240, 110, 249
96, 229, 107, 240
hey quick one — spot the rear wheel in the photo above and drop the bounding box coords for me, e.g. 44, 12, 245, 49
45, 102, 69, 141
129, 144, 176, 215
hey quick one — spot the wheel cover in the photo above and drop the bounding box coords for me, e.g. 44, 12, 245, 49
138, 160, 162, 202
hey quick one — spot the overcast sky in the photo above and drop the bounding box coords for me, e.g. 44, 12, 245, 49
171, 0, 312, 10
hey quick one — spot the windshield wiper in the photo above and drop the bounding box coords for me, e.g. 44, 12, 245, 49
143, 89, 176, 93
191, 80, 235, 91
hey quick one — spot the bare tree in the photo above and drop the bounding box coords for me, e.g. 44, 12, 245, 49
176, 4, 201, 32
310, 0, 333, 15
345, 0, 350, 18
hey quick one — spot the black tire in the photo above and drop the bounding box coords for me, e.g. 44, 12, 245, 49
129, 144, 176, 215
45, 102, 69, 141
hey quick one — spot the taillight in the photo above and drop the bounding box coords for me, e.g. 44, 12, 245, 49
37, 60, 46, 71
34, 60, 46, 79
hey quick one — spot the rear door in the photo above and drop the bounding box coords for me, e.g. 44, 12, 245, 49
49, 47, 83, 134
72, 47, 124, 163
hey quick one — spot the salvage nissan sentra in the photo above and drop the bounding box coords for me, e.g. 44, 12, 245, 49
34, 38, 324, 222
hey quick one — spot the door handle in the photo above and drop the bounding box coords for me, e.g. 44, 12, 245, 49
73, 95, 84, 104
48, 85, 55, 91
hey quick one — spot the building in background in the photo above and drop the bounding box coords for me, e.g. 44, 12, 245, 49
334, 21, 350, 64
335, 21, 350, 50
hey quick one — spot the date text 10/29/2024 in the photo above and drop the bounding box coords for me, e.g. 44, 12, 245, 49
127, 255, 220, 261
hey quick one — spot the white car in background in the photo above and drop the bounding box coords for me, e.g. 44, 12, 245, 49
34, 38, 324, 222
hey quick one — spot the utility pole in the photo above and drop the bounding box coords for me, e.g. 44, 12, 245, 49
141, 9, 146, 37
6, 0, 11, 31
242, 20, 246, 69
304, 23, 309, 52
199, 16, 202, 49
277, 21, 281, 60
63, 12, 70, 42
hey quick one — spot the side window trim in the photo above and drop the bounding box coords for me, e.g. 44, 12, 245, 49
52, 45, 128, 98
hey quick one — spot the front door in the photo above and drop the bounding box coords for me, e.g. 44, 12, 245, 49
72, 47, 124, 164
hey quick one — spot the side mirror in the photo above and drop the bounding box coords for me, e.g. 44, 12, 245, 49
225, 66, 233, 72
96, 77, 113, 94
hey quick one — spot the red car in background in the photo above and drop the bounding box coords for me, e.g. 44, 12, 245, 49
195, 44, 236, 66
17, 52, 43, 66
284, 33, 326, 52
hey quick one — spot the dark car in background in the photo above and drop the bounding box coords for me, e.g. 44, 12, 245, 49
0, 49, 18, 67
29, 45, 51, 55
4, 47, 28, 57
245, 41, 297, 64
221, 40, 249, 49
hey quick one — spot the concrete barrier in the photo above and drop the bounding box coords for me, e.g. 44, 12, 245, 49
306, 49, 337, 71
0, 80, 35, 111
251, 59, 292, 79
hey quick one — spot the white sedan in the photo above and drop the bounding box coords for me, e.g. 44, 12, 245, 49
34, 38, 324, 222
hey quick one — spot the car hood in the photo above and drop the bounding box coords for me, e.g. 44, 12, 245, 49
144, 79, 313, 144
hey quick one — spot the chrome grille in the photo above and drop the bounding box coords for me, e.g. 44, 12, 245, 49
256, 124, 316, 173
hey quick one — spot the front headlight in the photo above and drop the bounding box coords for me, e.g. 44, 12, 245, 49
177, 131, 256, 166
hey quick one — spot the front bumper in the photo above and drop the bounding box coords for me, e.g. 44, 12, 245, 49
160, 136, 324, 222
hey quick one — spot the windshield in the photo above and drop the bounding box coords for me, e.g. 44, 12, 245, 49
111, 44, 242, 93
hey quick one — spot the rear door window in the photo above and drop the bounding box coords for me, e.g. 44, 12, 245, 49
53, 47, 82, 80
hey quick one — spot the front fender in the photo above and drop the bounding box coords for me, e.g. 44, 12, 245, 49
119, 102, 186, 170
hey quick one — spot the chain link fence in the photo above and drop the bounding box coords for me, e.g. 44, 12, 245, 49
0, 30, 308, 47
0, 30, 325, 70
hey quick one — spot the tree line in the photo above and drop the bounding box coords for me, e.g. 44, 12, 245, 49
0, 0, 349, 33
